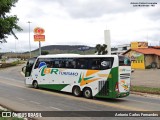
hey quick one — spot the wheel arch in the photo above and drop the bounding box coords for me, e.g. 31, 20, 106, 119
32, 80, 38, 85
82, 86, 92, 92
72, 85, 81, 92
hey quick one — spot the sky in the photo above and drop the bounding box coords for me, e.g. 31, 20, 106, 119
0, 0, 160, 52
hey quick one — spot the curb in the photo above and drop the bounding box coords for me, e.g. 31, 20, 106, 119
131, 91, 160, 98
0, 105, 8, 111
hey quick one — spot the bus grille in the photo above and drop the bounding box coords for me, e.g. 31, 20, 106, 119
98, 81, 109, 96
120, 73, 130, 79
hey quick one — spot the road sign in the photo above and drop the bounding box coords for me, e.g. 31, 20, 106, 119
34, 27, 45, 42
33, 27, 45, 55
34, 35, 45, 41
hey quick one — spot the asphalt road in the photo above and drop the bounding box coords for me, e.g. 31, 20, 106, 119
0, 65, 160, 120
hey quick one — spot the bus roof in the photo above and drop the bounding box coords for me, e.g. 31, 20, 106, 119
38, 54, 118, 58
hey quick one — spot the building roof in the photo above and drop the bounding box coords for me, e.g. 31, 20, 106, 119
152, 46, 160, 49
123, 48, 160, 56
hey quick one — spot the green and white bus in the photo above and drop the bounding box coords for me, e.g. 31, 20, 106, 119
23, 54, 131, 99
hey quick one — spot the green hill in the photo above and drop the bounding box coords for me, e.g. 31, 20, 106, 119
2, 45, 95, 59
32, 45, 95, 55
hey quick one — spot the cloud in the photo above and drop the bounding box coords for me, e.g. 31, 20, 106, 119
2, 0, 160, 52
17, 0, 134, 19
52, 0, 130, 18
143, 6, 160, 21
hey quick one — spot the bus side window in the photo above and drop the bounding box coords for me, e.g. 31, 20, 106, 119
50, 61, 55, 68
54, 60, 60, 68
89, 58, 101, 70
100, 58, 113, 70
76, 59, 88, 69
65, 59, 76, 69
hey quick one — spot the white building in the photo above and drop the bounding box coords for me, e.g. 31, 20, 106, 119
111, 44, 130, 55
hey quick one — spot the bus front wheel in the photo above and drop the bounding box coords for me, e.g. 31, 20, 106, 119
72, 86, 81, 97
83, 88, 92, 99
33, 81, 38, 89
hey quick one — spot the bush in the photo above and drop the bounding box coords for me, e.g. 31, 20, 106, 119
0, 63, 15, 68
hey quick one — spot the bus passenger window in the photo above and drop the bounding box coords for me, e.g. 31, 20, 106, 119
65, 59, 76, 69
91, 59, 100, 70
100, 58, 113, 70
54, 61, 60, 68
76, 59, 88, 69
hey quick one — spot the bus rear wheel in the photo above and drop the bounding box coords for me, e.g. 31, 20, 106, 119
72, 86, 81, 97
33, 81, 38, 89
83, 88, 92, 99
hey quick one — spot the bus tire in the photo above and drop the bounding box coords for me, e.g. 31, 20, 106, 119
72, 86, 81, 97
83, 87, 92, 99
33, 81, 38, 89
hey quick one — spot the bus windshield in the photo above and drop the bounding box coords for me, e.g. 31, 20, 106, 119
25, 57, 37, 77
119, 56, 131, 66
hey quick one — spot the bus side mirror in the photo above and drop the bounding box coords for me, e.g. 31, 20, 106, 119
22, 66, 26, 73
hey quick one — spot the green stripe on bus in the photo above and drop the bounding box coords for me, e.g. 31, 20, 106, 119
38, 84, 69, 91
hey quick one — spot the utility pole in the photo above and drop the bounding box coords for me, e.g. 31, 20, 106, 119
39, 41, 41, 55
15, 39, 17, 59
104, 30, 111, 55
27, 21, 32, 58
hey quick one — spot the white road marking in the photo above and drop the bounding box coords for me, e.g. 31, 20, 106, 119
0, 76, 23, 83
16, 97, 25, 101
50, 106, 62, 111
29, 101, 40, 105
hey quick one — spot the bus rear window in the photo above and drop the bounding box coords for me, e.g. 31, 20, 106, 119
119, 56, 131, 66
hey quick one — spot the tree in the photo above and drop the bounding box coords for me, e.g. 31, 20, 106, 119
95, 44, 108, 55
41, 50, 49, 55
0, 0, 22, 43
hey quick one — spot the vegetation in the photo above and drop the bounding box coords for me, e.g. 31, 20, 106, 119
95, 44, 108, 55
0, 110, 23, 120
0, 60, 25, 68
0, 0, 22, 43
131, 86, 160, 95
41, 50, 49, 55
2, 45, 95, 59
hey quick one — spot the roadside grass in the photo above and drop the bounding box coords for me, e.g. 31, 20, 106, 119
0, 60, 25, 68
11, 60, 25, 66
131, 86, 160, 95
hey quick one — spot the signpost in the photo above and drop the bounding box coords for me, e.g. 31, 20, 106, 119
34, 27, 45, 55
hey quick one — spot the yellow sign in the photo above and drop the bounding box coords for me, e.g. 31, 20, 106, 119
131, 42, 148, 49
34, 27, 45, 42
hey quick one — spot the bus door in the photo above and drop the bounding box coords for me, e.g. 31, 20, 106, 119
118, 56, 131, 93
24, 57, 36, 77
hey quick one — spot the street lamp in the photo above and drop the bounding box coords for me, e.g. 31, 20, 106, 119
27, 21, 32, 58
